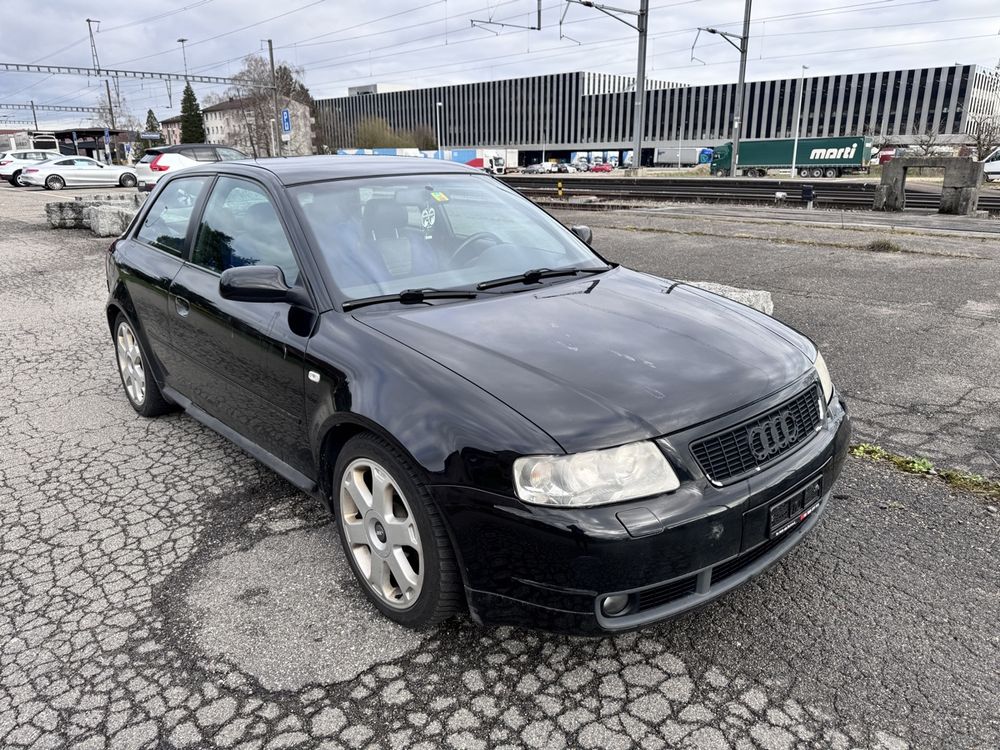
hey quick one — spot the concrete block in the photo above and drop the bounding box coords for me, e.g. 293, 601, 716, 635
683, 280, 774, 315
88, 205, 137, 237
46, 201, 95, 229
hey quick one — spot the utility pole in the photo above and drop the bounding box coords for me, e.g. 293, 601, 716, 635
29, 100, 38, 130
86, 19, 116, 129
790, 65, 808, 178
696, 0, 752, 176
435, 101, 443, 159
267, 39, 281, 157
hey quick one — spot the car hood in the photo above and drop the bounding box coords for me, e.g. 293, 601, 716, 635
358, 268, 816, 453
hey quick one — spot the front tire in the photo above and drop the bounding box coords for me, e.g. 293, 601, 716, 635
45, 175, 64, 190
333, 433, 462, 629
113, 314, 172, 417
120, 173, 137, 188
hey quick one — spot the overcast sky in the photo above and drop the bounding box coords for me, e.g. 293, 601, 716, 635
2, 0, 998, 129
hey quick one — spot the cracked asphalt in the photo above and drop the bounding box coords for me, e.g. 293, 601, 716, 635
1, 183, 997, 750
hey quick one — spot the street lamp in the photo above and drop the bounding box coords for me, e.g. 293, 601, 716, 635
435, 101, 443, 160
790, 65, 809, 178
177, 38, 189, 79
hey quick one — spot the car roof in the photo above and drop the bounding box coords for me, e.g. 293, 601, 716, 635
181, 155, 482, 186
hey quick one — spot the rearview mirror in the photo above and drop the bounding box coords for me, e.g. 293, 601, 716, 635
571, 225, 593, 245
220, 265, 289, 302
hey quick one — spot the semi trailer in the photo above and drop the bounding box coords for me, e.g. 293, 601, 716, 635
711, 136, 873, 178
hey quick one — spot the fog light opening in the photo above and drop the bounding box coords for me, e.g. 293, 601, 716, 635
600, 594, 631, 617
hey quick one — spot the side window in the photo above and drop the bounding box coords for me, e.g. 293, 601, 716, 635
216, 148, 245, 161
191, 147, 217, 162
191, 176, 298, 285
135, 177, 210, 257
56, 159, 76, 166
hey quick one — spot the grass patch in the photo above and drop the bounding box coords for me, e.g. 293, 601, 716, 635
850, 442, 1000, 501
864, 238, 904, 253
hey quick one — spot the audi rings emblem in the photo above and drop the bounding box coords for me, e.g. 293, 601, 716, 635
748, 411, 799, 461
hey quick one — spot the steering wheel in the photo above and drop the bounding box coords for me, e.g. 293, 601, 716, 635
450, 231, 503, 267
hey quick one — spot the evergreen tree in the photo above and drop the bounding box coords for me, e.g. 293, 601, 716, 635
179, 84, 206, 143
144, 109, 163, 145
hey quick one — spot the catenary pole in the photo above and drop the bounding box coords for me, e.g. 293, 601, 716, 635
729, 0, 752, 177
631, 0, 649, 171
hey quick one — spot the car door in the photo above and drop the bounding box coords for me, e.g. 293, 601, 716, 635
167, 175, 313, 471
120, 176, 213, 382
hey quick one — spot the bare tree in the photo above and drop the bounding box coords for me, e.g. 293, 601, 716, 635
913, 126, 940, 157
225, 55, 312, 157
968, 116, 1000, 161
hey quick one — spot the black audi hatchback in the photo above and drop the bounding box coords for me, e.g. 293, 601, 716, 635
105, 156, 850, 634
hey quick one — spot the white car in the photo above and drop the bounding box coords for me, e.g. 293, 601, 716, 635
0, 149, 64, 186
135, 144, 247, 192
984, 147, 1000, 182
20, 156, 137, 190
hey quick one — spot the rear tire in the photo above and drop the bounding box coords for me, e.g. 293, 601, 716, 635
120, 173, 137, 188
799, 168, 810, 177
12, 170, 26, 187
332, 433, 462, 630
45, 175, 64, 190
810, 168, 823, 178
823, 168, 838, 178
113, 313, 172, 417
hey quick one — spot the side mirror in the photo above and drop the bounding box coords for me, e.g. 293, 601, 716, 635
571, 225, 593, 245
220, 265, 290, 302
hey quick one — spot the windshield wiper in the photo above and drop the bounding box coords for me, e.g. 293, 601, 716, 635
343, 288, 477, 312
476, 266, 611, 291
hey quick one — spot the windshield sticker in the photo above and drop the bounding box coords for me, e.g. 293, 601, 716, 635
430, 191, 449, 202
421, 207, 436, 228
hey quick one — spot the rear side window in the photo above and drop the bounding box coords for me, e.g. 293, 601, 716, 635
138, 152, 160, 164
135, 177, 210, 256
191, 147, 217, 162
216, 147, 245, 161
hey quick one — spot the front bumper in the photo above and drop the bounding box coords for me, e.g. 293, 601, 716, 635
433, 388, 851, 635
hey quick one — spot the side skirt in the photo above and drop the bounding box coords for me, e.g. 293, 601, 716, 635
162, 385, 322, 501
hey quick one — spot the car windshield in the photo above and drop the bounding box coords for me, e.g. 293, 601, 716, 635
291, 173, 605, 300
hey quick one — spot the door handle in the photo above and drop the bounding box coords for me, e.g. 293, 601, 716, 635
174, 296, 190, 317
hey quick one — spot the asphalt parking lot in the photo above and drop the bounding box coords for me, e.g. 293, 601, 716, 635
1, 183, 997, 750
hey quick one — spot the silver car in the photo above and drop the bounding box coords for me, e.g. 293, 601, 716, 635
21, 156, 137, 190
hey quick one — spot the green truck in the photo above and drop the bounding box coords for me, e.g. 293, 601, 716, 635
711, 136, 873, 178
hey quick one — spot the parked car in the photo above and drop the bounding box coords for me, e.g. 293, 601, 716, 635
135, 144, 247, 192
524, 163, 551, 174
590, 162, 614, 173
20, 156, 137, 189
555, 162, 577, 173
0, 149, 64, 186
574, 160, 591, 172
105, 156, 849, 634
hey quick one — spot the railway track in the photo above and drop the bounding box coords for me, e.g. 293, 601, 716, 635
498, 175, 1000, 213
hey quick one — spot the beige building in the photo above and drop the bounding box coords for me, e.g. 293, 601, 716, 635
160, 115, 182, 146
201, 98, 314, 157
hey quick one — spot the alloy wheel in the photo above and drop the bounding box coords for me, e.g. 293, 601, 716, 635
339, 458, 423, 609
14, 171, 27, 186
115, 321, 146, 406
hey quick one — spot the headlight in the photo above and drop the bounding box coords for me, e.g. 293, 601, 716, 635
814, 351, 834, 404
513, 441, 680, 507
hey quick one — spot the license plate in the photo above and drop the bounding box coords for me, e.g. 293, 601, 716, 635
768, 477, 823, 538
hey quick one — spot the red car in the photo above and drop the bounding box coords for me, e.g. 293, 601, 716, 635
591, 163, 614, 173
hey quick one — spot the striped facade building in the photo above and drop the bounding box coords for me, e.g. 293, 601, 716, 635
315, 64, 1000, 159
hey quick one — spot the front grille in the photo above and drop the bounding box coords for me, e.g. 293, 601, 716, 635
690, 384, 822, 484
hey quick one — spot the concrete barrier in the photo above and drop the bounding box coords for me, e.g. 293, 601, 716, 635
684, 280, 774, 315
45, 193, 146, 235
